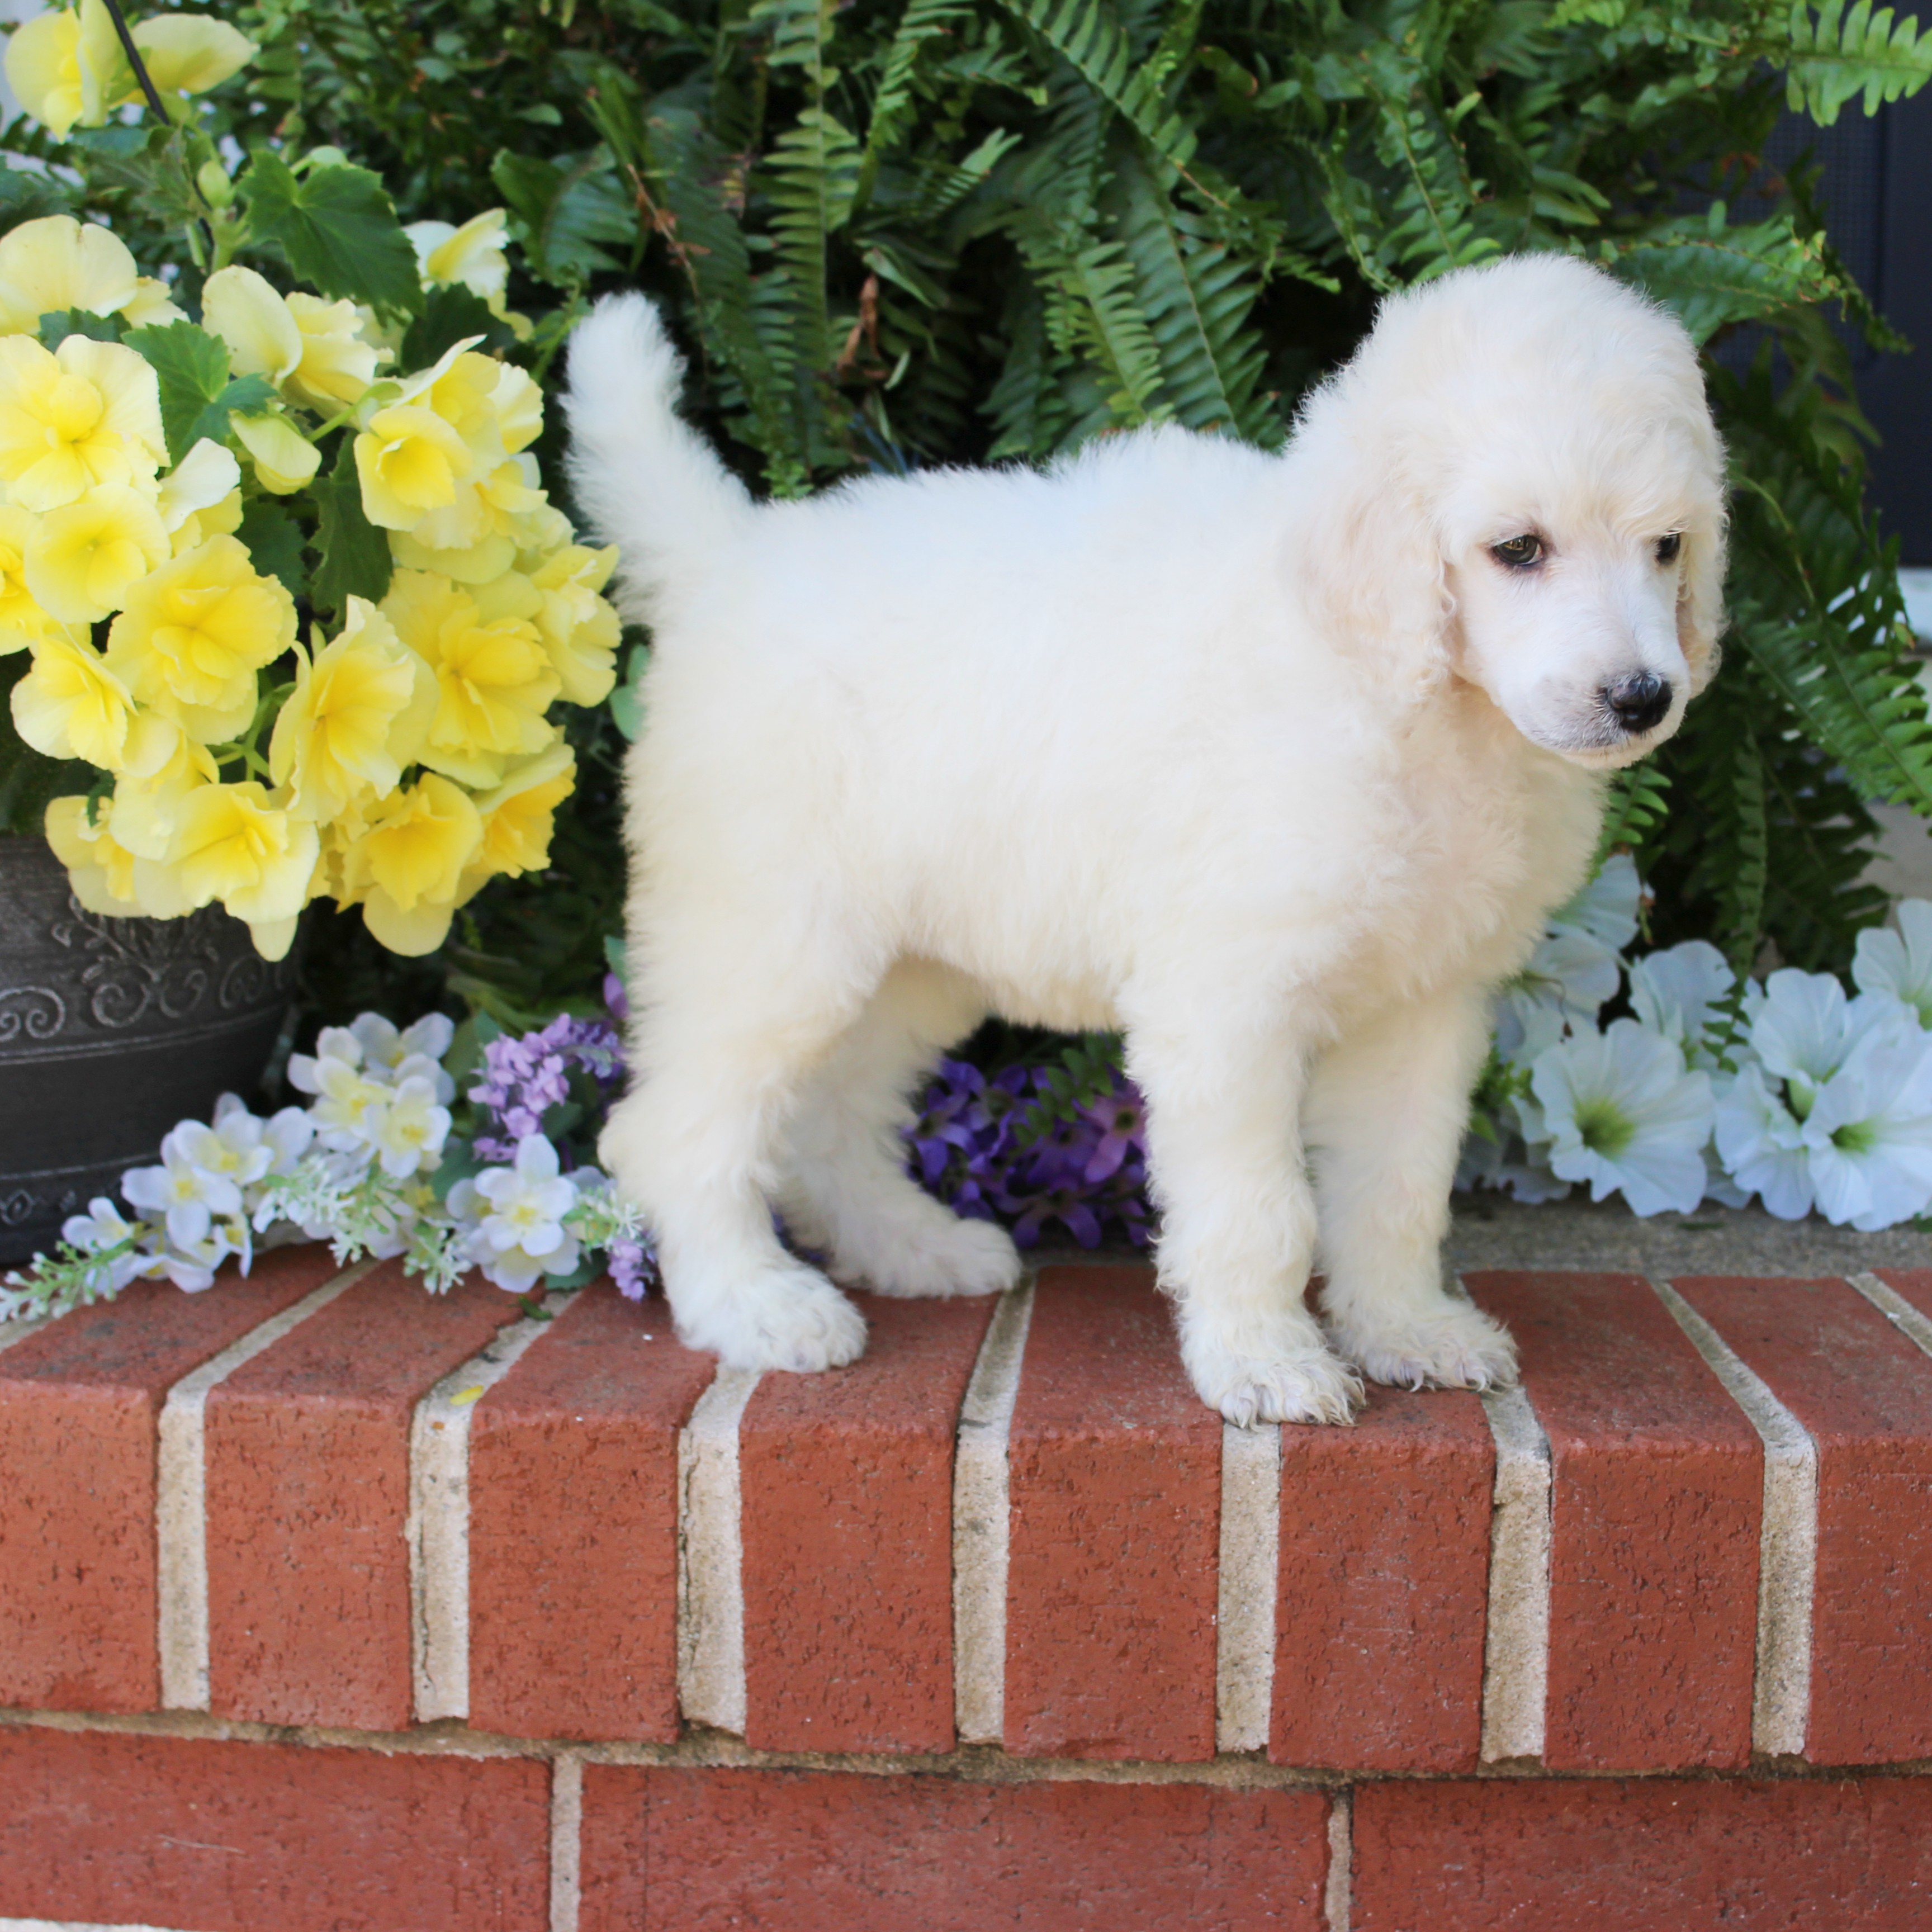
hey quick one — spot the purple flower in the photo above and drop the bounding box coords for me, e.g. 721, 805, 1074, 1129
469, 1015, 624, 1165
609, 1234, 657, 1301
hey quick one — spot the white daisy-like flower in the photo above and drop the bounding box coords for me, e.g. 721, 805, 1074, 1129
1852, 899, 1932, 1028
60, 1196, 148, 1294
121, 1123, 247, 1251
1629, 940, 1734, 1069
448, 1135, 585, 1292
1531, 1018, 1714, 1215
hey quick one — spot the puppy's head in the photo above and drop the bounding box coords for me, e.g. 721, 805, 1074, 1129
1289, 254, 1726, 766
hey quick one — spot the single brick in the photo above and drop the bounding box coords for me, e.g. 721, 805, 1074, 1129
578, 1764, 1329, 1932
0, 1723, 548, 1931
1004, 1264, 1221, 1761
1464, 1271, 1760, 1771
1680, 1274, 1932, 1765
0, 1248, 342, 1714
1272, 1384, 1492, 1772
204, 1263, 527, 1730
740, 1291, 997, 1753
1352, 1774, 1932, 1931
467, 1283, 716, 1742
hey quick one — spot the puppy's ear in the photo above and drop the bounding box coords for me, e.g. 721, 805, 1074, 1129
1677, 517, 1727, 696
1286, 437, 1453, 703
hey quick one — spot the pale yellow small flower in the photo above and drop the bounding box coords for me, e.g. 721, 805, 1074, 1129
157, 439, 243, 534
2, 1, 122, 139
169, 488, 244, 556
353, 403, 471, 529
0, 215, 136, 332
462, 741, 576, 897
342, 773, 482, 956
380, 567, 557, 786
529, 543, 622, 707
200, 265, 301, 386
0, 503, 59, 655
283, 293, 387, 410
231, 413, 321, 495
110, 712, 218, 861
105, 533, 296, 742
388, 528, 517, 586
10, 628, 134, 768
122, 276, 186, 328
268, 598, 436, 820
170, 780, 320, 935
129, 13, 256, 99
406, 211, 510, 307
0, 333, 166, 512
44, 792, 146, 916
25, 482, 169, 623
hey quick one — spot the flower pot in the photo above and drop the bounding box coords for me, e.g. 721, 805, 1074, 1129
0, 835, 298, 1265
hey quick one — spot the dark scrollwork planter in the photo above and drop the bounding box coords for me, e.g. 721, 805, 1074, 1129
0, 834, 299, 1265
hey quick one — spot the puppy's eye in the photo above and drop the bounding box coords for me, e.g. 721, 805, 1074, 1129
1656, 532, 1683, 565
1490, 534, 1544, 570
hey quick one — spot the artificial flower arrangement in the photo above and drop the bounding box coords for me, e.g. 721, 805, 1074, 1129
11, 870, 1932, 1324
0, 3, 619, 962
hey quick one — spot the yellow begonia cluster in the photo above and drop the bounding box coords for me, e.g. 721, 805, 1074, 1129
3, 0, 254, 140
3, 217, 620, 963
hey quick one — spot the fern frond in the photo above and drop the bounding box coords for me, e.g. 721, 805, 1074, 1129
1772, 0, 1932, 126
1604, 205, 1851, 344
1595, 760, 1672, 866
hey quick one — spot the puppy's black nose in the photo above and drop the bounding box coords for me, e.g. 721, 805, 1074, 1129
1603, 671, 1672, 733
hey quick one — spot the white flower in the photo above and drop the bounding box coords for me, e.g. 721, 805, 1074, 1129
1531, 1019, 1714, 1215
170, 1093, 283, 1195
1515, 929, 1621, 1022
451, 1134, 583, 1291
1493, 986, 1570, 1068
121, 1121, 246, 1249
1550, 851, 1643, 954
60, 1196, 147, 1293
1716, 987, 1932, 1230
1853, 899, 1932, 1029
1630, 940, 1735, 1069
288, 1048, 392, 1156
367, 1073, 452, 1180
348, 1011, 457, 1101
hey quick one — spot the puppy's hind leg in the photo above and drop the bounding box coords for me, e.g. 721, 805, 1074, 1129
776, 958, 1021, 1299
1128, 997, 1363, 1428
600, 932, 877, 1374
1305, 987, 1518, 1391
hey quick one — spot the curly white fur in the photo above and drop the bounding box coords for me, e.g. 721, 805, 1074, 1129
565, 254, 1726, 1425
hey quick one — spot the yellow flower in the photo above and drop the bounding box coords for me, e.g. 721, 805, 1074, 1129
2, 0, 124, 138
462, 741, 576, 896
269, 598, 436, 820
105, 533, 296, 742
389, 528, 516, 586
122, 276, 186, 328
0, 333, 167, 511
25, 483, 168, 624
0, 214, 135, 332
170, 780, 319, 937
44, 792, 147, 916
354, 404, 472, 529
406, 211, 511, 307
342, 773, 482, 955
10, 628, 134, 767
284, 293, 387, 409
200, 265, 301, 385
529, 544, 622, 706
380, 567, 557, 785
109, 712, 218, 861
231, 412, 320, 494
129, 12, 256, 101
0, 503, 59, 655
157, 438, 243, 536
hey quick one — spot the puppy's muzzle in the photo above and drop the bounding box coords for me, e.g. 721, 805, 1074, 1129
1602, 671, 1672, 735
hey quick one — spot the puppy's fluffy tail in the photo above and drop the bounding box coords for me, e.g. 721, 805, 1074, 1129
563, 294, 754, 622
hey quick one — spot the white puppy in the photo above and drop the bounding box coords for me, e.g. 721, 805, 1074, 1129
565, 253, 1726, 1426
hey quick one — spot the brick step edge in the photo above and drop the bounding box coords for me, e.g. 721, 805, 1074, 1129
7, 1257, 1932, 1773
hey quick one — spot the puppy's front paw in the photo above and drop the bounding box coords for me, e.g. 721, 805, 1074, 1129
1183, 1325, 1364, 1428
680, 1263, 868, 1374
1328, 1299, 1518, 1393
866, 1214, 1022, 1300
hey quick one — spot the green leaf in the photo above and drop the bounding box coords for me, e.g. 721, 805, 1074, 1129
124, 321, 277, 464
36, 308, 124, 349
311, 437, 391, 619
491, 146, 634, 287
1606, 211, 1849, 344
608, 642, 650, 742
399, 283, 518, 370
241, 152, 423, 315
237, 499, 308, 602
1774, 0, 1932, 126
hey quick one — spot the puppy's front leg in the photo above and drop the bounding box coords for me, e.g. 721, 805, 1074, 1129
1304, 985, 1518, 1390
1129, 1006, 1363, 1427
